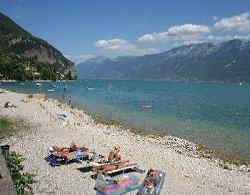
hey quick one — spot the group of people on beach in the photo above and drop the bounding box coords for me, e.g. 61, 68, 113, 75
47, 142, 163, 193
49, 142, 122, 164
49, 142, 95, 162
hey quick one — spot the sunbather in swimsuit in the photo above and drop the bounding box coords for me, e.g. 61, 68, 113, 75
108, 146, 121, 162
51, 143, 95, 162
143, 169, 160, 189
93, 160, 130, 172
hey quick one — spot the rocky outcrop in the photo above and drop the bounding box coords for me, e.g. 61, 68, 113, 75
0, 12, 76, 80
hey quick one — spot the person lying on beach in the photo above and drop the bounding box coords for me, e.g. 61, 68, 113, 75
108, 146, 121, 162
55, 150, 74, 161
143, 169, 160, 189
50, 142, 88, 153
50, 143, 95, 161
4, 101, 17, 108
51, 146, 69, 153
92, 160, 131, 173
69, 142, 89, 152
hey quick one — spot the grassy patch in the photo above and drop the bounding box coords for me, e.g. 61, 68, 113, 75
0, 117, 16, 139
0, 116, 29, 140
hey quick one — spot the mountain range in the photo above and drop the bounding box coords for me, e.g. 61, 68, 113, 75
0, 12, 76, 80
77, 39, 250, 82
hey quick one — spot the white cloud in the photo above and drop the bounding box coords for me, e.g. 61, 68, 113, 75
137, 34, 157, 43
168, 24, 210, 35
138, 13, 250, 48
94, 38, 158, 56
213, 16, 219, 21
232, 34, 250, 40
95, 39, 134, 51
67, 12, 250, 60
214, 12, 250, 32
207, 34, 250, 42
63, 54, 71, 59
138, 24, 210, 43
64, 54, 96, 64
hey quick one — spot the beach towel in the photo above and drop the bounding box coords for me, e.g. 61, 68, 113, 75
94, 173, 141, 195
74, 151, 90, 160
45, 149, 102, 166
44, 154, 66, 166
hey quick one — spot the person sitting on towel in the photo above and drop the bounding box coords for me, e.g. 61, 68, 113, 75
108, 146, 121, 162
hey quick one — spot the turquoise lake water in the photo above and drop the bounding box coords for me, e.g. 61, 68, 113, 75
1, 80, 250, 158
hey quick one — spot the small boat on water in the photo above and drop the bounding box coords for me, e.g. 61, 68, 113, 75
36, 83, 42, 87
87, 87, 94, 90
48, 89, 55, 92
141, 104, 152, 109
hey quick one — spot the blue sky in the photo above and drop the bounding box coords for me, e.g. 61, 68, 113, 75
1, 0, 250, 63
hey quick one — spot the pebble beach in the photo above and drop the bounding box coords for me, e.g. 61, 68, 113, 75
0, 89, 250, 194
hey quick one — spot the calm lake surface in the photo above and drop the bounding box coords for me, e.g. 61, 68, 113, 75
1, 80, 250, 158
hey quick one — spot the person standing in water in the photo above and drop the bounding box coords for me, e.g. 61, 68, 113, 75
68, 95, 72, 106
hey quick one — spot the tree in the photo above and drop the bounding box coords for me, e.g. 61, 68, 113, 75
66, 70, 73, 80
0, 49, 11, 79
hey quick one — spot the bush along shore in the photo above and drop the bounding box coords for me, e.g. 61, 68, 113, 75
6, 151, 36, 195
0, 89, 249, 194
0, 116, 36, 194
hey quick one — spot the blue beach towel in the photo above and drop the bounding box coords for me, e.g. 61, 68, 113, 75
44, 154, 66, 166
74, 151, 89, 160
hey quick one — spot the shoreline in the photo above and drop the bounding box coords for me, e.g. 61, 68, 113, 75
4, 84, 250, 166
2, 87, 250, 166
61, 95, 250, 167
0, 89, 250, 194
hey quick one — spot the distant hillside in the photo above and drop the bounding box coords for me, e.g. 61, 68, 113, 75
0, 12, 76, 80
77, 39, 250, 83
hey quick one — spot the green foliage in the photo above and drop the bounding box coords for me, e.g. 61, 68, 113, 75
0, 12, 32, 39
40, 66, 57, 80
0, 117, 16, 139
6, 152, 36, 195
0, 49, 61, 81
0, 117, 30, 140
0, 11, 75, 81
0, 51, 30, 80
65, 70, 73, 80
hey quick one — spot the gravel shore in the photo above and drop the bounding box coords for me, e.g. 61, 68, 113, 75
0, 90, 249, 194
